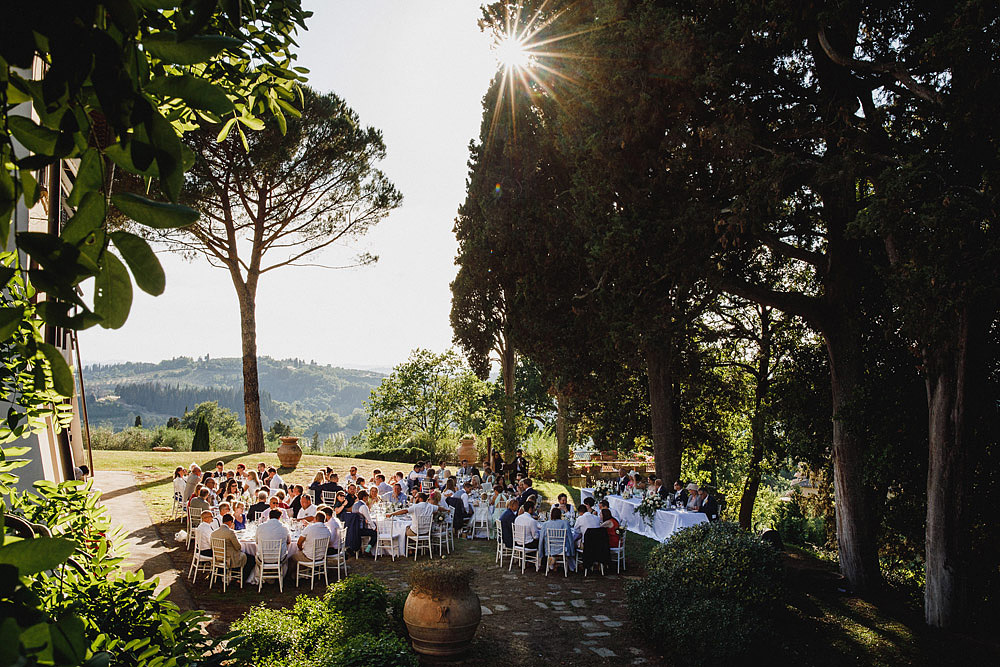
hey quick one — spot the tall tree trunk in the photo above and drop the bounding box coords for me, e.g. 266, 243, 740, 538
825, 324, 882, 593
739, 309, 772, 530
923, 303, 980, 628
555, 388, 569, 484
500, 341, 517, 458
236, 281, 265, 454
646, 340, 682, 485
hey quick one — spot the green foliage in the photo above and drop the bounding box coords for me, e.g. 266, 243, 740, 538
230, 605, 301, 666
775, 494, 827, 547
520, 428, 557, 479
315, 634, 419, 667
627, 522, 783, 660
191, 416, 210, 452
355, 447, 429, 464
323, 575, 389, 639
182, 401, 243, 439
359, 349, 488, 449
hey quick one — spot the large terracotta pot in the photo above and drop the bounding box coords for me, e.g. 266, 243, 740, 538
277, 436, 302, 468
403, 586, 481, 656
455, 436, 477, 466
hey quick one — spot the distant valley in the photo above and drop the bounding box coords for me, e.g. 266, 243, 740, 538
83, 356, 385, 438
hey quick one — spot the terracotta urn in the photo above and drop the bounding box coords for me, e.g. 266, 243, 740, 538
276, 436, 302, 468
455, 435, 477, 466
403, 582, 481, 656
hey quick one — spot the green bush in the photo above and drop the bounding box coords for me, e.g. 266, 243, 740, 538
324, 575, 388, 638
627, 521, 783, 660
150, 426, 193, 451
775, 495, 826, 546
522, 428, 557, 478
91, 426, 153, 451
230, 605, 301, 665
191, 416, 210, 451
319, 633, 418, 667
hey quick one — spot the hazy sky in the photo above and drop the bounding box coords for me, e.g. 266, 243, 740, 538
80, 1, 497, 370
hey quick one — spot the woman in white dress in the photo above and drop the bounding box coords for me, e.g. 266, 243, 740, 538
244, 470, 260, 498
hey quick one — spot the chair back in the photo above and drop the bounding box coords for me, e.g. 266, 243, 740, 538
258, 539, 282, 564
420, 478, 435, 492
415, 514, 433, 537
307, 535, 329, 562
376, 518, 395, 537
322, 491, 337, 505
513, 522, 531, 547
545, 527, 567, 555
495, 519, 504, 545
211, 537, 227, 563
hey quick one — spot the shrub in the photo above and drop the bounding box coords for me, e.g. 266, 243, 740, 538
230, 605, 300, 666
150, 427, 193, 451
627, 521, 783, 660
191, 416, 210, 451
408, 563, 474, 596
522, 428, 557, 478
92, 427, 153, 451
324, 575, 389, 638
319, 633, 419, 667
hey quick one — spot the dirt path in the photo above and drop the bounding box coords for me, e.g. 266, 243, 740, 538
92, 470, 194, 609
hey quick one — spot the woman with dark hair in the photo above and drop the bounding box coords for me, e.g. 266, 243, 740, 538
600, 508, 620, 548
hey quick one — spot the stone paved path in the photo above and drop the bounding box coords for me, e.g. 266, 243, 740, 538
92, 470, 193, 609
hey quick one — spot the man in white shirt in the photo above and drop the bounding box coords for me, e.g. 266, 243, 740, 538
195, 510, 215, 556
320, 508, 341, 551
388, 492, 435, 536
458, 482, 474, 513
294, 512, 331, 562
256, 509, 290, 560
266, 467, 285, 489
439, 461, 452, 480
297, 494, 317, 521
211, 502, 232, 529
345, 466, 360, 484
573, 504, 601, 545
513, 500, 540, 549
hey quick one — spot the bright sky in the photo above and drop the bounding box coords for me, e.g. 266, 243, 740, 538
80, 1, 498, 371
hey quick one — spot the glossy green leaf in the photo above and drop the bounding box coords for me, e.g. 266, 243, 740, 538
0, 536, 75, 575
146, 75, 234, 115
0, 266, 15, 289
142, 33, 243, 66
67, 148, 105, 208
94, 253, 133, 329
111, 193, 199, 229
50, 614, 87, 665
38, 343, 74, 396
0, 306, 24, 342
237, 115, 265, 131
216, 116, 237, 142
111, 231, 165, 296
105, 141, 159, 177
20, 169, 40, 207
8, 116, 59, 155
61, 192, 107, 245
148, 108, 183, 201
0, 167, 12, 247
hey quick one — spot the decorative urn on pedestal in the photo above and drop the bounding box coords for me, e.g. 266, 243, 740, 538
456, 435, 477, 466
277, 436, 302, 468
403, 564, 481, 657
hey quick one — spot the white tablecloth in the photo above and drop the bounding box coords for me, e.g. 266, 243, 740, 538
579, 490, 707, 542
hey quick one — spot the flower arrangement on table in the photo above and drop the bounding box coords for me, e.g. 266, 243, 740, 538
636, 493, 669, 527
592, 479, 617, 501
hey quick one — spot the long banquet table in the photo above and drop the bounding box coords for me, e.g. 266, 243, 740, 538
579, 489, 708, 542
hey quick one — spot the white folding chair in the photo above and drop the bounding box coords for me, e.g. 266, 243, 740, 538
469, 504, 490, 539
510, 523, 539, 574
374, 519, 399, 561
322, 491, 337, 505
610, 529, 627, 572
185, 507, 199, 550
431, 515, 449, 558
256, 539, 284, 592
327, 546, 347, 581
495, 519, 512, 567
172, 492, 184, 520
420, 478, 435, 493
295, 536, 330, 590
209, 537, 243, 592
543, 527, 569, 577
188, 542, 212, 582
406, 515, 433, 560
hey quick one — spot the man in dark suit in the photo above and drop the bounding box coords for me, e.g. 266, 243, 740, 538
511, 448, 529, 485
670, 481, 688, 506
616, 468, 630, 493
318, 473, 342, 500
498, 498, 520, 548
697, 488, 719, 521
246, 490, 269, 522
517, 479, 537, 507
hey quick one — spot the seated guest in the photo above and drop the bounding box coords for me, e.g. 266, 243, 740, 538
369, 468, 382, 486
288, 485, 304, 517
211, 513, 249, 578
244, 471, 261, 497
232, 502, 247, 530
553, 493, 576, 522
442, 477, 457, 500
616, 467, 630, 493
459, 482, 474, 513
573, 503, 601, 545
686, 483, 702, 510
541, 507, 575, 570
387, 483, 407, 505
309, 470, 326, 492
246, 491, 269, 522
298, 493, 317, 521
697, 487, 719, 521
256, 509, 290, 560
256, 462, 267, 478
190, 488, 212, 512
438, 461, 452, 480
295, 511, 332, 562
582, 496, 596, 513
235, 463, 247, 480
195, 510, 215, 556
267, 495, 289, 521
600, 508, 621, 548
223, 479, 241, 498
183, 465, 201, 502
346, 466, 361, 485
212, 502, 232, 529
517, 479, 537, 507
407, 463, 423, 488
266, 467, 285, 490
598, 499, 621, 524
172, 467, 187, 503
670, 480, 687, 506
319, 508, 341, 552
387, 492, 435, 536
319, 473, 343, 498
333, 491, 350, 520
424, 468, 438, 489
376, 474, 393, 496
513, 500, 540, 549
352, 490, 378, 554
344, 483, 358, 508
651, 478, 667, 499
212, 460, 226, 479
203, 478, 219, 504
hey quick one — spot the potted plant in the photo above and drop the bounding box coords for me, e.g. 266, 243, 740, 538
403, 564, 480, 657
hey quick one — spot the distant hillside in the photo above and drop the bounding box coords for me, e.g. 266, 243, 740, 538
83, 356, 384, 432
